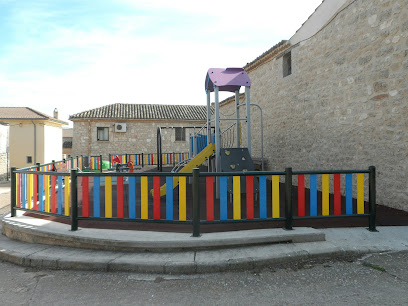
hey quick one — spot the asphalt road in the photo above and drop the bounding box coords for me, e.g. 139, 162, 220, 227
0, 251, 407, 305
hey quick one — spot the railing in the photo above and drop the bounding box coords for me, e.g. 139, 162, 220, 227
10, 165, 377, 236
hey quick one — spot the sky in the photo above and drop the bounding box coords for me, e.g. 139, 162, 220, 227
0, 0, 323, 127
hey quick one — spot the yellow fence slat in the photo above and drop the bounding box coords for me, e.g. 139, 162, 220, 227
272, 175, 280, 218
141, 176, 148, 219
28, 174, 32, 209
105, 177, 112, 218
322, 174, 329, 216
179, 177, 186, 221
64, 176, 70, 216
233, 176, 241, 220
44, 175, 50, 212
357, 173, 364, 214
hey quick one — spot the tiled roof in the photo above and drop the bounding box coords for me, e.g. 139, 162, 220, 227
69, 103, 210, 121
0, 107, 68, 125
244, 40, 290, 72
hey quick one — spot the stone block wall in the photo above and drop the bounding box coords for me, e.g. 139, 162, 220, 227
220, 0, 408, 210
72, 119, 206, 160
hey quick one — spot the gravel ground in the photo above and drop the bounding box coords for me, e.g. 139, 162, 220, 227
0, 251, 407, 305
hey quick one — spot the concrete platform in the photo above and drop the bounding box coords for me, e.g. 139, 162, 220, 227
0, 212, 325, 252
1, 212, 408, 274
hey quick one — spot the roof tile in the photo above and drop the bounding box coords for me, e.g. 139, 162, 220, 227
69, 103, 211, 121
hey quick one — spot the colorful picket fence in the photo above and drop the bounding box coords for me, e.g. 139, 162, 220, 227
11, 165, 376, 234
109, 153, 189, 167
89, 156, 102, 170
79, 174, 189, 221
66, 157, 83, 171
15, 172, 70, 216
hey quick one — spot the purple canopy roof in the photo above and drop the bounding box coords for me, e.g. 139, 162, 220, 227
205, 68, 251, 92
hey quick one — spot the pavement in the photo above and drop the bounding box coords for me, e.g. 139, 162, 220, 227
1, 210, 408, 274
0, 182, 408, 274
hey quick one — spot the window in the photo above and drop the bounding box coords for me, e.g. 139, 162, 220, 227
97, 127, 109, 141
175, 127, 186, 141
283, 51, 292, 77
26, 156, 32, 164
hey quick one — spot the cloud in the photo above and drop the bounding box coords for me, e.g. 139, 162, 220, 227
0, 0, 323, 126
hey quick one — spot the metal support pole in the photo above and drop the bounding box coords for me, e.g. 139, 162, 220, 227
235, 90, 240, 148
10, 167, 16, 217
70, 169, 78, 231
206, 90, 212, 172
100, 155, 103, 172
285, 167, 293, 230
245, 86, 251, 155
207, 90, 211, 146
214, 86, 221, 198
369, 166, 377, 232
192, 168, 201, 237
142, 153, 144, 168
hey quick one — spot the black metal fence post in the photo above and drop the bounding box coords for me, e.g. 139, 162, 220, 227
10, 167, 16, 217
285, 167, 293, 230
70, 169, 78, 231
192, 168, 201, 237
100, 155, 103, 172
142, 153, 144, 168
369, 166, 377, 232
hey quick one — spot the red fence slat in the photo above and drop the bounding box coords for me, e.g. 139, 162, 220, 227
82, 177, 89, 217
298, 174, 305, 217
153, 176, 160, 220
206, 177, 214, 221
334, 174, 341, 215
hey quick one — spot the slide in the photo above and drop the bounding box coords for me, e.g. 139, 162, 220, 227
150, 143, 215, 197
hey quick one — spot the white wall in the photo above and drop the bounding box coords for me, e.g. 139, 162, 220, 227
289, 0, 348, 45
43, 125, 63, 163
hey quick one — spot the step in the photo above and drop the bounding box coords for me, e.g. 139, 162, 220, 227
1, 212, 325, 252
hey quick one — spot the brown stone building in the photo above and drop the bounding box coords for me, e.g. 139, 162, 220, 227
219, 0, 408, 211
69, 103, 209, 160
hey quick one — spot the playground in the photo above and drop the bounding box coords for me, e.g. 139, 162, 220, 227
9, 68, 386, 235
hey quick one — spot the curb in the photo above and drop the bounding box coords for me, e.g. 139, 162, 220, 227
0, 229, 389, 274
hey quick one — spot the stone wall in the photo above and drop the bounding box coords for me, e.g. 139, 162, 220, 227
220, 0, 408, 210
72, 119, 206, 160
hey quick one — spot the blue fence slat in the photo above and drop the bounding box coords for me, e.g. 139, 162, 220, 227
58, 176, 63, 215
346, 174, 353, 215
94, 177, 100, 217
310, 175, 317, 216
220, 176, 228, 220
129, 176, 136, 219
166, 177, 173, 220
259, 176, 267, 219
39, 175, 44, 211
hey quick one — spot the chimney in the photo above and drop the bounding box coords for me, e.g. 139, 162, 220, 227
53, 108, 58, 119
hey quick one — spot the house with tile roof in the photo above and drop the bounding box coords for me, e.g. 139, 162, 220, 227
69, 103, 210, 160
0, 107, 68, 169
219, 0, 408, 211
